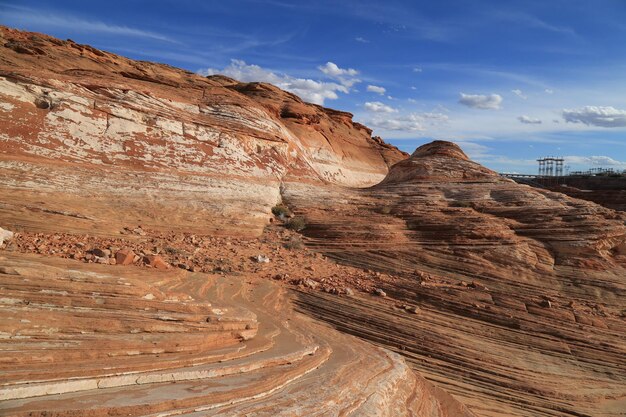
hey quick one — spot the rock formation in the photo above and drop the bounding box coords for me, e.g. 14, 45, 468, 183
1, 26, 625, 417
527, 176, 626, 212
285, 141, 626, 416
0, 252, 471, 416
0, 25, 406, 237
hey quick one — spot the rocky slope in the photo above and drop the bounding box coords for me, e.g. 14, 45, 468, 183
0, 251, 472, 416
285, 141, 626, 416
0, 25, 406, 237
1, 26, 625, 417
531, 177, 626, 212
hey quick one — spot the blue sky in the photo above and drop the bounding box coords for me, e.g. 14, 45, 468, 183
2, 0, 626, 173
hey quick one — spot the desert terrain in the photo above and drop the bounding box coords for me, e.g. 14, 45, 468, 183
0, 26, 625, 417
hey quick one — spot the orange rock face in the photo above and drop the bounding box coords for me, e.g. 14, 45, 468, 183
1, 253, 469, 416
0, 25, 406, 237
286, 140, 626, 417
1, 26, 625, 417
115, 248, 135, 265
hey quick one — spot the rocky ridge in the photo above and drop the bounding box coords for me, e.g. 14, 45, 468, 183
0, 25, 405, 237
285, 141, 626, 416
1, 26, 625, 417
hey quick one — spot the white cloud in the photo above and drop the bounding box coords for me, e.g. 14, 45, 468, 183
367, 85, 386, 95
562, 106, 626, 128
199, 60, 350, 105
366, 111, 448, 132
355, 37, 369, 43
511, 89, 527, 99
318, 62, 360, 88
545, 89, 554, 94
364, 101, 397, 113
318, 62, 358, 77
458, 93, 503, 110
564, 155, 626, 167
518, 115, 542, 124
410, 86, 417, 90
413, 67, 423, 73
407, 98, 417, 103
1, 5, 174, 42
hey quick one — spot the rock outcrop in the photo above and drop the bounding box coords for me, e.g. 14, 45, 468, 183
1, 26, 625, 417
285, 140, 626, 417
0, 252, 471, 416
529, 176, 626, 212
0, 25, 406, 237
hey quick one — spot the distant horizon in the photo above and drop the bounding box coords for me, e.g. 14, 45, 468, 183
386, 138, 626, 175
2, 0, 625, 174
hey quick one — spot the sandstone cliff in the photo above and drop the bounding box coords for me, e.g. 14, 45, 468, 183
1, 26, 625, 417
0, 25, 406, 237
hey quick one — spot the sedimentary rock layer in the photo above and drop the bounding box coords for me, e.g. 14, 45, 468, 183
286, 141, 626, 417
530, 176, 626, 212
1, 25, 625, 417
0, 26, 405, 236
0, 252, 470, 416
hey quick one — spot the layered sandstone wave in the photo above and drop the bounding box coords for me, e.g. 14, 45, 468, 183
1, 26, 625, 417
0, 26, 405, 237
0, 252, 471, 416
529, 176, 626, 212
285, 141, 626, 417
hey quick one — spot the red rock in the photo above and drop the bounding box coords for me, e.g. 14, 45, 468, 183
115, 249, 136, 266
143, 255, 169, 270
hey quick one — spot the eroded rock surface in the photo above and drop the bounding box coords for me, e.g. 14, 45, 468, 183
0, 253, 471, 417
1, 26, 625, 417
0, 26, 405, 237
286, 141, 626, 417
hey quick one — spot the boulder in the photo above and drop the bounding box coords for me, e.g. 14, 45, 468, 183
0, 227, 14, 246
92, 248, 111, 258
373, 288, 387, 297
143, 255, 169, 270
115, 249, 136, 266
254, 254, 270, 263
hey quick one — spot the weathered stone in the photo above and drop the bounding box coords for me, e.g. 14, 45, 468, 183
0, 266, 19, 275
0, 227, 14, 246
143, 255, 169, 270
254, 254, 270, 263
373, 288, 387, 297
91, 248, 110, 258
115, 249, 136, 266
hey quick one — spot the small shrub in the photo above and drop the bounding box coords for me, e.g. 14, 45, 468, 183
271, 204, 291, 217
284, 236, 304, 250
286, 216, 306, 231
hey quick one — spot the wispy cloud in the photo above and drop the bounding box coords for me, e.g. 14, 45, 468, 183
364, 101, 397, 113
562, 106, 626, 128
459, 93, 503, 110
0, 4, 176, 43
490, 10, 577, 37
511, 89, 527, 99
367, 85, 386, 95
518, 115, 542, 124
564, 155, 626, 168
